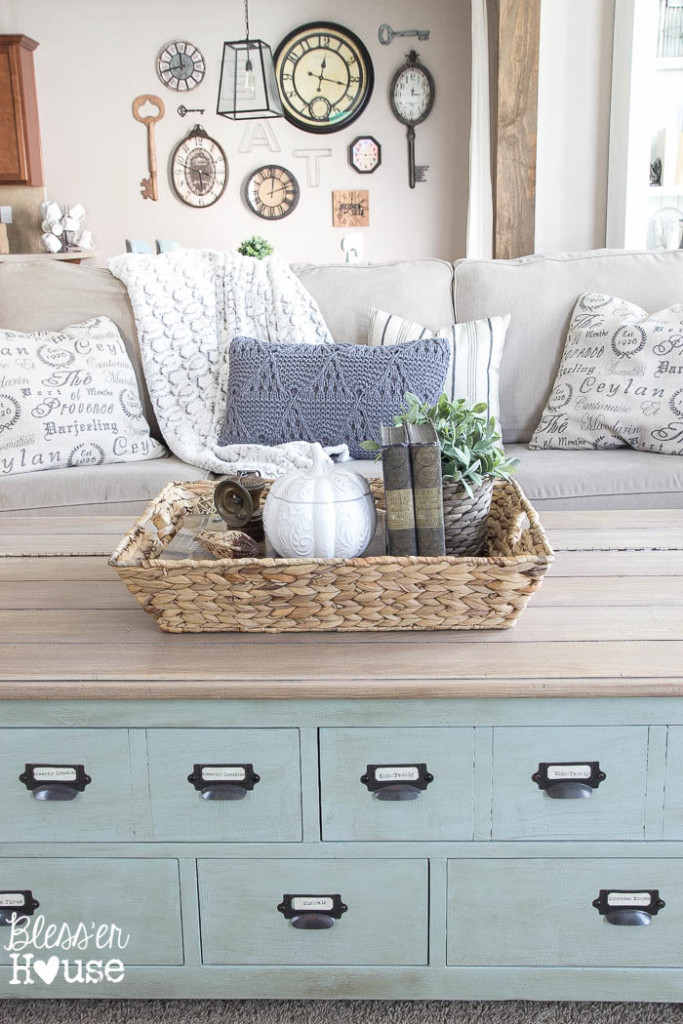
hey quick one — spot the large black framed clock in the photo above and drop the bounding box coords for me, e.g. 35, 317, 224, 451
274, 22, 374, 134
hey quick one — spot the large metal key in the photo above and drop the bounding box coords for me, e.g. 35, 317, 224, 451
132, 94, 165, 201
378, 24, 430, 46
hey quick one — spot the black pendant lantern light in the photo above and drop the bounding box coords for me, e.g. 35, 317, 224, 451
217, 0, 284, 119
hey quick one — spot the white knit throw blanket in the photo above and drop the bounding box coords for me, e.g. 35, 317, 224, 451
108, 250, 343, 476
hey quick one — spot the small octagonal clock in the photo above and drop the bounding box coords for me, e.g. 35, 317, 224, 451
244, 165, 300, 220
171, 125, 228, 208
349, 136, 381, 174
157, 40, 206, 91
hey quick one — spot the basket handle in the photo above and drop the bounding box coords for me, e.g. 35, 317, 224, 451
507, 508, 529, 548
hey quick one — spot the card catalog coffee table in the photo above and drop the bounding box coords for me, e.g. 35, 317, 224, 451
0, 510, 682, 1001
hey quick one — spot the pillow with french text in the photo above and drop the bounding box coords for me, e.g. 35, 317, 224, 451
529, 293, 683, 454
0, 316, 166, 477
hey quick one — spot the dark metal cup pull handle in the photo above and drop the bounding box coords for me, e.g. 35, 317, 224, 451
593, 890, 664, 926
604, 908, 653, 926
532, 762, 605, 799
290, 913, 336, 930
278, 894, 347, 930
19, 764, 91, 800
361, 763, 434, 800
0, 891, 39, 925
188, 764, 260, 800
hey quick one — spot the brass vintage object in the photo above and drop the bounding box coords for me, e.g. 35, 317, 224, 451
213, 472, 265, 539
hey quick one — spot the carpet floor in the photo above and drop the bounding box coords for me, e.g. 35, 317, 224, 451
1, 1001, 682, 1023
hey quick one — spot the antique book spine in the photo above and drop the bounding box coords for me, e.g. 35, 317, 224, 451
406, 422, 446, 557
380, 424, 418, 556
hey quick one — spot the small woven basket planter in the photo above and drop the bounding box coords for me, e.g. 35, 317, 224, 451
443, 477, 494, 557
110, 478, 554, 634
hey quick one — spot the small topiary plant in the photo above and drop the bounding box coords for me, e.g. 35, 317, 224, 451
361, 392, 519, 498
237, 235, 274, 259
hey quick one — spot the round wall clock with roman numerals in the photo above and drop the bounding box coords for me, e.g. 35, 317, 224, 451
157, 40, 206, 91
171, 125, 228, 208
273, 22, 374, 134
244, 165, 300, 220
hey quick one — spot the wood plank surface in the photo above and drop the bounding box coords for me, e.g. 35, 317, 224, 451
0, 510, 681, 699
0, 604, 679, 645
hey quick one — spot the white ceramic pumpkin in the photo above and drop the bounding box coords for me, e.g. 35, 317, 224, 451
263, 443, 377, 559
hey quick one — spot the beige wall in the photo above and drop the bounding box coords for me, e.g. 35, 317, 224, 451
0, 0, 470, 265
535, 0, 616, 253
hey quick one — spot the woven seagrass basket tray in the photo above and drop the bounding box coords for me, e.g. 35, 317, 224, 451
109, 478, 554, 633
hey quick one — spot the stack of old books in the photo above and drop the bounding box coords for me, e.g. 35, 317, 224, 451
379, 422, 446, 557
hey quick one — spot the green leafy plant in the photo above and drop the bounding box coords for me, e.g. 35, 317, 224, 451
237, 235, 274, 259
361, 393, 519, 497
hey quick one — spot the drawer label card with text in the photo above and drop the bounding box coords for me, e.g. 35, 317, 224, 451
532, 761, 606, 792
361, 763, 435, 792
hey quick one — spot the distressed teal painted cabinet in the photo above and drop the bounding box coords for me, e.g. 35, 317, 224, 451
1, 697, 683, 1001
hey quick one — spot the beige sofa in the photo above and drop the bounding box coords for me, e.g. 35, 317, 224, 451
1, 248, 682, 517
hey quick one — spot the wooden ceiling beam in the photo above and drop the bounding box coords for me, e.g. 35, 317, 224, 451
493, 0, 542, 258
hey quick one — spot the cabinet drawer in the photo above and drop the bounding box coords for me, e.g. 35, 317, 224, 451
0, 729, 135, 842
0, 858, 183, 965
320, 727, 474, 841
662, 727, 683, 837
492, 726, 648, 840
146, 729, 301, 841
198, 858, 428, 965
448, 858, 681, 967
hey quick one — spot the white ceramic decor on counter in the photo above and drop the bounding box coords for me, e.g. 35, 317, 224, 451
263, 443, 376, 559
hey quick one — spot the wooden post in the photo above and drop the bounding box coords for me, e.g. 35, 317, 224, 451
493, 0, 541, 258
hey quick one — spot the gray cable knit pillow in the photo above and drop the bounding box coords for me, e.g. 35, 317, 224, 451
218, 335, 450, 458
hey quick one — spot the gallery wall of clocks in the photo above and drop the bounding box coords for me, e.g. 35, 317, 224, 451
134, 19, 434, 230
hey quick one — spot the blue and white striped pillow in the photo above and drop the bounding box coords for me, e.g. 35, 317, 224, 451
367, 307, 510, 426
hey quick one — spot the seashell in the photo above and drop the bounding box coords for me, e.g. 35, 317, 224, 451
196, 529, 262, 560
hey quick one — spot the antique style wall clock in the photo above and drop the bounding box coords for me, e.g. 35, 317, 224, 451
390, 50, 435, 188
157, 40, 206, 91
274, 22, 374, 134
170, 125, 228, 207
349, 136, 381, 174
244, 165, 300, 220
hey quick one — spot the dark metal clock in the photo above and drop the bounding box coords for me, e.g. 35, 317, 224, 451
390, 50, 435, 188
244, 165, 300, 220
157, 40, 206, 92
349, 136, 381, 174
274, 22, 374, 134
170, 125, 228, 208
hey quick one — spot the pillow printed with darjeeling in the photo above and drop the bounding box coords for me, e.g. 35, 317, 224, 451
367, 307, 510, 426
218, 334, 451, 459
529, 293, 683, 455
0, 316, 166, 477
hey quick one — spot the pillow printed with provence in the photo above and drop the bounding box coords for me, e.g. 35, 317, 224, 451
0, 316, 166, 477
529, 293, 683, 454
367, 307, 510, 426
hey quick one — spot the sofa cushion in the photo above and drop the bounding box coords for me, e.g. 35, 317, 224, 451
219, 334, 450, 458
0, 454, 210, 517
343, 448, 683, 511
0, 260, 160, 440
0, 316, 166, 478
293, 260, 455, 345
453, 250, 683, 444
508, 445, 683, 510
529, 294, 683, 454
367, 307, 509, 426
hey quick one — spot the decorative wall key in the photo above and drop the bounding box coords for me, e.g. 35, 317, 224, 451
389, 52, 435, 189
177, 104, 205, 118
378, 24, 430, 46
132, 94, 165, 201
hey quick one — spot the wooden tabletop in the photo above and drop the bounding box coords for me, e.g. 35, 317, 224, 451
1, 510, 682, 700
